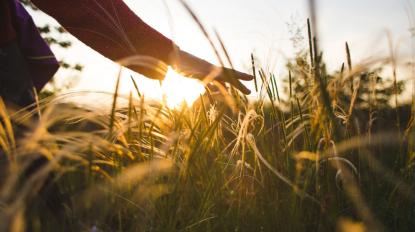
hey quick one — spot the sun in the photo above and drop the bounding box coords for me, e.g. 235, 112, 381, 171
161, 67, 206, 108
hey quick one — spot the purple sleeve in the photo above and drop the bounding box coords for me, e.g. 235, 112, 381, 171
14, 1, 59, 91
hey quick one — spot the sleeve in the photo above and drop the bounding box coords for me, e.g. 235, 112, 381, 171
31, 0, 176, 79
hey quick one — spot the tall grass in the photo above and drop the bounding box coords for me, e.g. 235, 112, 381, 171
0, 1, 414, 231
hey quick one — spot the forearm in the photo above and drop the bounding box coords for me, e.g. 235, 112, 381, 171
31, 0, 175, 73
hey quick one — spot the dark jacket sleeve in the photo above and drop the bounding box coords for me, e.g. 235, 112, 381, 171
31, 0, 175, 79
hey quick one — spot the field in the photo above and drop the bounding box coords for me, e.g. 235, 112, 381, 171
0, 2, 415, 232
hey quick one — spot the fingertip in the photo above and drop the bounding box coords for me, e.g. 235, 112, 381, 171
239, 86, 251, 95
246, 76, 254, 81
241, 74, 254, 81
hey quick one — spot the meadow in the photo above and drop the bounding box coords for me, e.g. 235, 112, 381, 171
0, 2, 414, 232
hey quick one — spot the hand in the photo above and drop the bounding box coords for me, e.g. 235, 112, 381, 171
124, 49, 253, 94
170, 50, 253, 95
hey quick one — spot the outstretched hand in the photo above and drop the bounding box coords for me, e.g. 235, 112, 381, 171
125, 49, 253, 94
170, 50, 253, 95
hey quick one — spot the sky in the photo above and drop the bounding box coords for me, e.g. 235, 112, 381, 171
29, 0, 414, 103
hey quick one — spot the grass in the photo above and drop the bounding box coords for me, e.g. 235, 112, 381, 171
0, 3, 415, 232
0, 57, 413, 232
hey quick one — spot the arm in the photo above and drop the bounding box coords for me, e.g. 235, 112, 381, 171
31, 0, 173, 80
31, 0, 252, 93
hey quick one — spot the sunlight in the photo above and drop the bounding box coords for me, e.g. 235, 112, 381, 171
161, 67, 206, 108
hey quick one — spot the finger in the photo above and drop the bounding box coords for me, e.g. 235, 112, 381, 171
234, 70, 254, 81
217, 80, 227, 88
222, 77, 251, 95
232, 80, 251, 95
218, 71, 251, 95
224, 68, 254, 81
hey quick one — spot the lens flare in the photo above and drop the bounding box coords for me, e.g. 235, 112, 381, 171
161, 67, 206, 108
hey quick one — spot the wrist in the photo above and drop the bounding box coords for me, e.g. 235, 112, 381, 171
167, 45, 181, 67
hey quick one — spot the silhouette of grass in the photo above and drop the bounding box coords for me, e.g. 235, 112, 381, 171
0, 1, 414, 231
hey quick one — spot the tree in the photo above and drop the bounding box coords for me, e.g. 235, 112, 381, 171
21, 0, 83, 98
